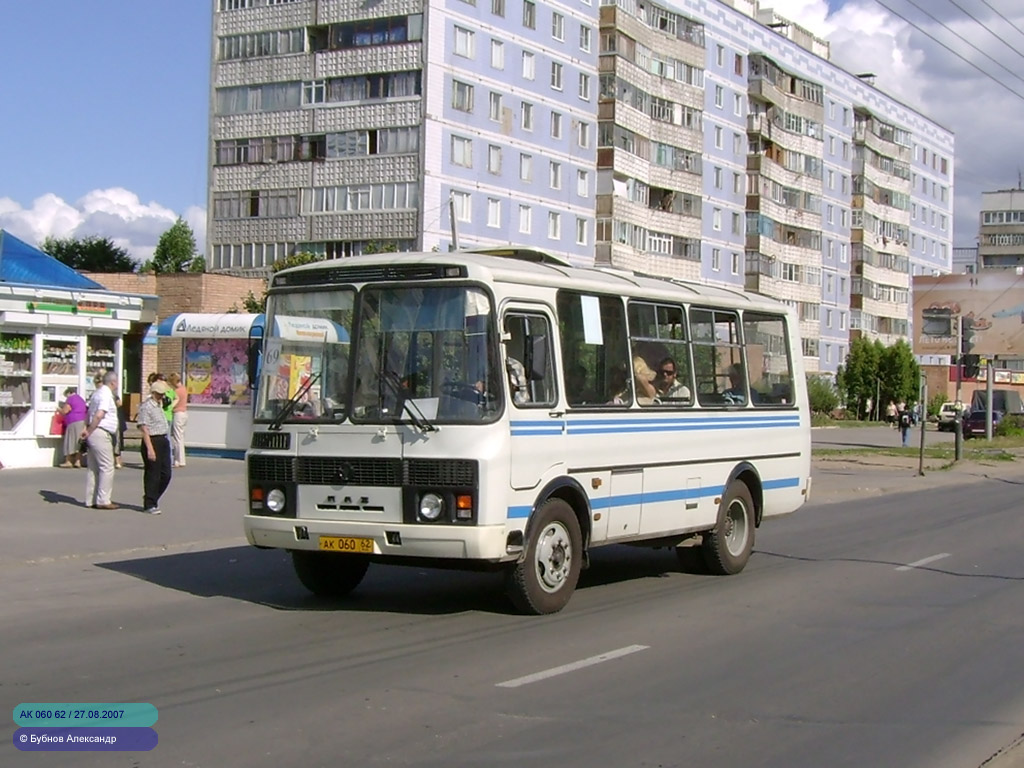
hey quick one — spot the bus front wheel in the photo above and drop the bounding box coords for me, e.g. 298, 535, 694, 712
291, 551, 370, 598
506, 498, 582, 615
702, 480, 755, 575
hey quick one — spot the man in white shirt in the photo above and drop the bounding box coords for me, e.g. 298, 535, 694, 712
82, 371, 120, 509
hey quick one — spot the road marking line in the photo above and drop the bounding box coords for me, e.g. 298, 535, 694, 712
496, 645, 649, 688
896, 553, 951, 571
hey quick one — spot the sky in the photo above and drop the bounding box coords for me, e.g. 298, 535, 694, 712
1, 0, 1023, 264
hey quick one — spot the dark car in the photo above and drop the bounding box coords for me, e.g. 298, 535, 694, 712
962, 408, 1003, 439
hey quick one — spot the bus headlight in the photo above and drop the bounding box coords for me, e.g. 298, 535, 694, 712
266, 488, 287, 514
419, 492, 444, 521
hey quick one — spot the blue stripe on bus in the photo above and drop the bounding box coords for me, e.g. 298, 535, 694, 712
510, 415, 801, 437
506, 476, 801, 519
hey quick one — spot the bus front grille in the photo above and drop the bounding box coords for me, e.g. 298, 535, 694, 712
405, 459, 477, 487
248, 455, 295, 483
251, 432, 291, 450
297, 457, 403, 486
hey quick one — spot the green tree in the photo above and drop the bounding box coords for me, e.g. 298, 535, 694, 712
841, 336, 882, 419
40, 235, 137, 273
363, 240, 399, 254
878, 339, 920, 409
188, 255, 207, 273
806, 374, 839, 416
144, 217, 198, 273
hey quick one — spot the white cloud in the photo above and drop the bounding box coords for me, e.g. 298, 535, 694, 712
767, 0, 1024, 250
0, 188, 207, 265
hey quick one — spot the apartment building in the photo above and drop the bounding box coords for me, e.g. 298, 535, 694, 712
208, 0, 953, 374
977, 190, 1024, 270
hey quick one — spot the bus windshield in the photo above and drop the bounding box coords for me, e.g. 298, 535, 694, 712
256, 289, 355, 424
351, 285, 500, 424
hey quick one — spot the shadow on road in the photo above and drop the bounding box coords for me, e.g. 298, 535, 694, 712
96, 543, 709, 614
757, 549, 1024, 581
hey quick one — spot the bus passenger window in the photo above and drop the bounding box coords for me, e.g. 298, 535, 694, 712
503, 312, 555, 407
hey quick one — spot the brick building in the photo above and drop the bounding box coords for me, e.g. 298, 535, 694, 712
82, 272, 265, 406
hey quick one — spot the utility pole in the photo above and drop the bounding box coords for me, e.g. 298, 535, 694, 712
954, 315, 963, 461
917, 373, 927, 476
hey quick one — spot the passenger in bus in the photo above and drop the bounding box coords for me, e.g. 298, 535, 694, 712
632, 356, 658, 405
609, 365, 632, 405
654, 357, 691, 402
566, 364, 593, 404
723, 363, 748, 405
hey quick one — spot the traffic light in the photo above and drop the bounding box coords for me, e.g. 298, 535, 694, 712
960, 316, 975, 355
963, 354, 981, 379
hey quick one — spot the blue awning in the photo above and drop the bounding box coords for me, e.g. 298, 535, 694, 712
0, 229, 104, 289
157, 313, 265, 338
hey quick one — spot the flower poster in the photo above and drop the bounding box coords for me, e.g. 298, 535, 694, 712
185, 344, 212, 397
183, 339, 252, 406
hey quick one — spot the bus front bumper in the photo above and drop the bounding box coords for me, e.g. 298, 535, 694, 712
244, 515, 514, 562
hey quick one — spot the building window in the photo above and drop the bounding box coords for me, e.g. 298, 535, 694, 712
522, 51, 535, 80
491, 0, 504, 17
578, 73, 591, 101
521, 101, 534, 131
734, 93, 742, 115
549, 160, 562, 190
577, 169, 588, 197
519, 204, 531, 233
576, 217, 587, 245
715, 85, 723, 108
731, 252, 740, 275
489, 92, 502, 121
491, 40, 504, 69
552, 11, 564, 40
520, 153, 533, 181
550, 111, 562, 139
488, 144, 502, 174
733, 172, 741, 195
453, 26, 474, 58
303, 79, 326, 104
451, 135, 472, 167
712, 247, 721, 271
734, 53, 743, 75
452, 80, 473, 112
550, 62, 563, 91
714, 126, 723, 148
577, 121, 590, 148
716, 45, 724, 67
548, 211, 561, 239
579, 25, 591, 52
452, 190, 471, 222
732, 211, 741, 234
487, 198, 501, 228
523, 0, 536, 29
712, 208, 722, 231
714, 167, 722, 189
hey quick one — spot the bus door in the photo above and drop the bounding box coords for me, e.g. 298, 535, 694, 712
503, 306, 563, 490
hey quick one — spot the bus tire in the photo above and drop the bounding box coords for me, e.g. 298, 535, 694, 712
506, 498, 582, 615
291, 551, 370, 598
702, 480, 755, 576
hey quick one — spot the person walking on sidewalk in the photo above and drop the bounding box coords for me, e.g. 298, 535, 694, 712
168, 372, 188, 467
138, 380, 174, 514
82, 371, 120, 510
898, 405, 913, 448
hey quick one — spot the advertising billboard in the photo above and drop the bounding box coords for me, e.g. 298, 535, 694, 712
913, 272, 1024, 357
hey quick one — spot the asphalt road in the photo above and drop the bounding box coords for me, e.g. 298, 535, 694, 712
3, 456, 1024, 767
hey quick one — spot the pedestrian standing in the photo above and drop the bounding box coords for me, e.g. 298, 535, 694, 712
168, 372, 188, 467
82, 371, 120, 509
58, 387, 88, 468
138, 380, 173, 514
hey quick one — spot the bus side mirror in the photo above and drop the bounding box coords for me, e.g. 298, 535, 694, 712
247, 337, 262, 390
526, 334, 549, 381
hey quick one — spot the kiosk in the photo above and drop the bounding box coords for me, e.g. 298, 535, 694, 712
156, 313, 263, 456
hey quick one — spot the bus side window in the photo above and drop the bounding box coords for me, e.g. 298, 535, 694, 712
504, 312, 555, 407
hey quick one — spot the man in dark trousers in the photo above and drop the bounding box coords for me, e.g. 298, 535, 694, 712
137, 379, 174, 514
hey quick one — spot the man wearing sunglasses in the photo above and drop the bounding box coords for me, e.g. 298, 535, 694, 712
654, 357, 691, 401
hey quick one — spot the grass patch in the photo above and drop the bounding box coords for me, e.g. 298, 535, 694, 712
814, 443, 1019, 463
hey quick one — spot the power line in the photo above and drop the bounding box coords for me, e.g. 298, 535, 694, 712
869, 0, 1024, 103
943, 0, 1024, 66
890, 0, 1024, 88
976, 0, 1024, 40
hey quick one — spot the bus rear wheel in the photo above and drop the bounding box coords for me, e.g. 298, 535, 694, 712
506, 498, 582, 615
702, 480, 755, 575
291, 551, 370, 598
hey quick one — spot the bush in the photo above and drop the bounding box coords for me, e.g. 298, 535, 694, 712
927, 393, 948, 420
806, 375, 839, 415
995, 414, 1024, 438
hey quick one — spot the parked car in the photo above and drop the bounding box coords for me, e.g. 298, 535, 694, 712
962, 408, 1003, 439
937, 401, 968, 432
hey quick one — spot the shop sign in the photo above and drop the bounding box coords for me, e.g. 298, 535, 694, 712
26, 299, 111, 316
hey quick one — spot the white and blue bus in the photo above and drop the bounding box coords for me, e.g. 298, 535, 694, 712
244, 248, 811, 614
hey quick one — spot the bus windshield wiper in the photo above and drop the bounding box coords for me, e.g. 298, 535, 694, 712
268, 372, 321, 431
381, 369, 437, 433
